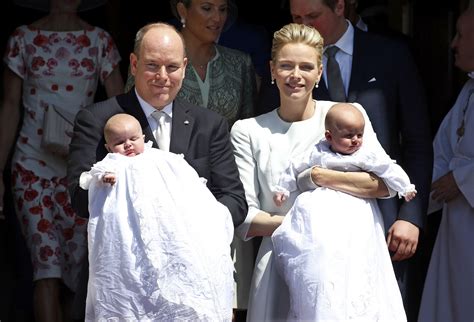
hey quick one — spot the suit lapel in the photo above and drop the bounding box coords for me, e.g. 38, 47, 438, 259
170, 99, 193, 155
347, 29, 373, 102
117, 89, 159, 148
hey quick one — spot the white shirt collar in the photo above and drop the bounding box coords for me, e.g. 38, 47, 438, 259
134, 88, 173, 118
325, 19, 354, 57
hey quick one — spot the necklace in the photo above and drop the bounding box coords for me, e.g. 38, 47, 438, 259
456, 88, 474, 141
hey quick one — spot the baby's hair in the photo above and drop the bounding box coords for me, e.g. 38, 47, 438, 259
325, 103, 365, 132
104, 113, 142, 144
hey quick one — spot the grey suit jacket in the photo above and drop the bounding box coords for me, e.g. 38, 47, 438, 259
67, 89, 247, 227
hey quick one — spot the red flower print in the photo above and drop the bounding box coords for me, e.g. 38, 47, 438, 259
66, 85, 74, 91
76, 34, 91, 48
75, 217, 87, 226
42, 195, 54, 209
24, 188, 39, 202
39, 245, 54, 261
8, 43, 20, 58
33, 34, 49, 48
20, 136, 28, 144
63, 205, 75, 218
46, 58, 58, 69
69, 58, 83, 77
44, 58, 58, 76
68, 58, 80, 69
55, 47, 71, 60
31, 233, 42, 245
55, 191, 68, 206
87, 91, 94, 97
59, 177, 68, 186
37, 218, 52, 233
48, 33, 60, 45
20, 168, 39, 185
55, 247, 62, 257
38, 160, 46, 167
88, 47, 98, 56
51, 84, 58, 91
40, 179, 50, 189
31, 56, 45, 71
25, 44, 36, 55
62, 228, 74, 241
65, 33, 76, 44
37, 128, 43, 135
29, 205, 43, 215
81, 58, 95, 72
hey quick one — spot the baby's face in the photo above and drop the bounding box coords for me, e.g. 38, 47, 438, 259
106, 123, 145, 157
329, 123, 364, 155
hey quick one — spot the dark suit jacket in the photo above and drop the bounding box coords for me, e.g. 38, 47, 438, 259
67, 89, 247, 227
257, 28, 433, 232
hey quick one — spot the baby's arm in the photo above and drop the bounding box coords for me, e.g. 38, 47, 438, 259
360, 150, 417, 201
273, 148, 320, 206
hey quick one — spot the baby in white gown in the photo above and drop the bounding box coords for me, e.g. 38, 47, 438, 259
80, 114, 234, 321
272, 103, 414, 321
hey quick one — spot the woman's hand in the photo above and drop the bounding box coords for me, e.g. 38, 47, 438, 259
247, 212, 284, 238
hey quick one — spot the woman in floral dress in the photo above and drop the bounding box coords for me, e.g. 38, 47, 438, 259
0, 0, 123, 320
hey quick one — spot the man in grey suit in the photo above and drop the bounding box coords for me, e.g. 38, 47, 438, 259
67, 22, 247, 319
257, 0, 432, 320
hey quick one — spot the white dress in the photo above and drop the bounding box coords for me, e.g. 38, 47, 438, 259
3, 25, 121, 290
230, 101, 399, 321
272, 139, 410, 321
80, 145, 234, 321
418, 78, 474, 322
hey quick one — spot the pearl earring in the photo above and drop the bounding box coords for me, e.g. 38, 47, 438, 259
181, 18, 186, 28
271, 79, 275, 85
315, 83, 319, 88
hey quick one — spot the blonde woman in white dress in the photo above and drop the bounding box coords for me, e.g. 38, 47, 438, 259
231, 23, 404, 321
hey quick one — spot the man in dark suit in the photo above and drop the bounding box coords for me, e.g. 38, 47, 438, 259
67, 22, 247, 319
257, 0, 433, 320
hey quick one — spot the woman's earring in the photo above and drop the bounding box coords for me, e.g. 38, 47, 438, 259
271, 78, 275, 85
315, 82, 319, 88
181, 18, 186, 28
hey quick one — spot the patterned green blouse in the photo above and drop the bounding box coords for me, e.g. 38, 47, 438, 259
178, 45, 257, 126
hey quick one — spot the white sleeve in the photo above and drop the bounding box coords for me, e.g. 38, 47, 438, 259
230, 121, 261, 240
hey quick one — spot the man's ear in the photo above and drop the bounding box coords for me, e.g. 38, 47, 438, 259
334, 0, 345, 16
130, 53, 138, 76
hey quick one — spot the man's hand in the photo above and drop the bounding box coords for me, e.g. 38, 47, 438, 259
386, 220, 419, 261
431, 171, 460, 203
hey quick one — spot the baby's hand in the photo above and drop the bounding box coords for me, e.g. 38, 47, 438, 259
102, 173, 116, 185
273, 193, 286, 207
404, 191, 417, 202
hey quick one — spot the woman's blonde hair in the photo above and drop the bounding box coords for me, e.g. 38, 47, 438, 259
271, 23, 324, 66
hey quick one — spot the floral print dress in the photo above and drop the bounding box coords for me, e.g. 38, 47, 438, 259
3, 25, 121, 291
